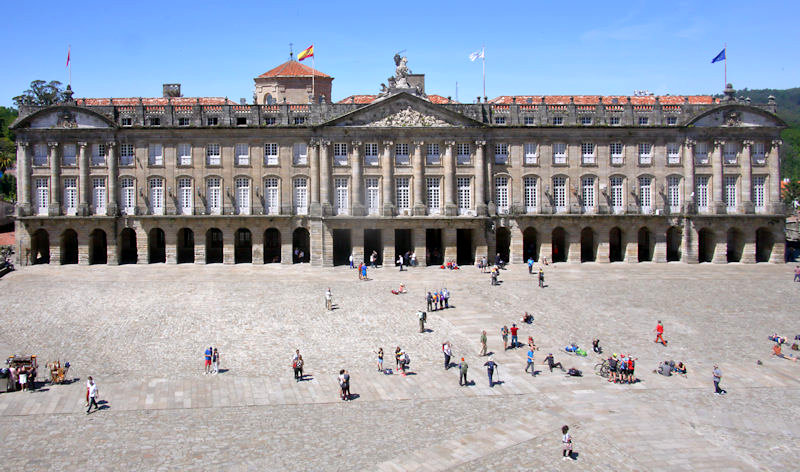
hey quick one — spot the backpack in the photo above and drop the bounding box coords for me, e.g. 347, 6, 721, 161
568, 368, 582, 377
576, 349, 587, 357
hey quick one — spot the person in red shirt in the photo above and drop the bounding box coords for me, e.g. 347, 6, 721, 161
654, 321, 667, 345
510, 324, 519, 349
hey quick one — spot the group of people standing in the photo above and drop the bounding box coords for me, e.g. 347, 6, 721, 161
426, 289, 450, 311
203, 346, 221, 375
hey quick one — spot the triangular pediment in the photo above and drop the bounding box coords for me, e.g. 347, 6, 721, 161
12, 105, 117, 130
687, 105, 786, 128
322, 92, 485, 128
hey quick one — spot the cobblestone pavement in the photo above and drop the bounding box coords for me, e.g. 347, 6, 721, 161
0, 263, 798, 470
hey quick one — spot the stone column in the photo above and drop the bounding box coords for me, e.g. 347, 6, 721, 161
768, 139, 783, 214
78, 142, 90, 215
567, 230, 581, 263
473, 227, 488, 263
509, 224, 524, 264
741, 230, 756, 264
194, 232, 206, 264
382, 228, 395, 268
412, 141, 425, 216
486, 143, 495, 215
136, 225, 148, 264
413, 228, 427, 266
252, 237, 264, 265
223, 236, 234, 264
351, 228, 364, 265
107, 142, 119, 216
474, 140, 487, 216
740, 140, 754, 213
319, 139, 332, 216
281, 227, 294, 265
624, 229, 639, 263
653, 230, 667, 263
48, 142, 61, 216
381, 140, 395, 216
350, 141, 364, 216
165, 231, 177, 264
443, 227, 457, 263
107, 232, 118, 266
16, 142, 31, 216
443, 141, 457, 216
681, 218, 698, 263
683, 139, 695, 213
597, 236, 611, 263
769, 231, 786, 264
309, 139, 321, 216
711, 138, 725, 214
316, 221, 333, 267
711, 237, 727, 263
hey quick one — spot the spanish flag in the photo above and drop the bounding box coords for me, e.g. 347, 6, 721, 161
297, 44, 314, 61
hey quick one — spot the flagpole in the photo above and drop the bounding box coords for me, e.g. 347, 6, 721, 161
68, 44, 72, 88
312, 52, 316, 103
724, 43, 727, 88
482, 45, 486, 99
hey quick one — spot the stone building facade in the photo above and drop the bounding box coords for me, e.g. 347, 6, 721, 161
10, 60, 787, 267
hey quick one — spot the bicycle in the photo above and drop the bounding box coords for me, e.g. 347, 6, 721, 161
594, 359, 610, 378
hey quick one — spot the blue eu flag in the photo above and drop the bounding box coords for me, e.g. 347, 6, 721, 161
711, 48, 726, 64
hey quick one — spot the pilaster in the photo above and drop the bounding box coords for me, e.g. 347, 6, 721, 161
382, 228, 395, 268
443, 141, 457, 216
223, 240, 234, 264
653, 230, 667, 263
473, 227, 488, 263
443, 227, 457, 263
106, 142, 119, 216
768, 140, 783, 214
351, 228, 365, 265
194, 236, 206, 264
350, 141, 365, 216
474, 140, 487, 216
412, 140, 426, 216
413, 228, 427, 266
624, 230, 639, 263
381, 140, 395, 216
16, 142, 31, 216
683, 139, 696, 213
681, 218, 698, 263
309, 139, 321, 216
78, 142, 90, 215
48, 142, 61, 216
711, 138, 725, 214
509, 224, 524, 264
319, 139, 332, 216
281, 227, 294, 264
740, 140, 754, 214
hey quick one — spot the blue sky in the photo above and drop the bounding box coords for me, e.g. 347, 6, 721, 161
2, 0, 798, 106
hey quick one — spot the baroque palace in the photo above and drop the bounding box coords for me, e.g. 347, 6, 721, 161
10, 55, 787, 267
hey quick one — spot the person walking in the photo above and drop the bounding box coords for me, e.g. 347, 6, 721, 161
561, 425, 573, 460
376, 348, 384, 372
525, 347, 535, 376
86, 377, 99, 414
538, 267, 545, 288
204, 346, 213, 374
501, 325, 509, 351
510, 324, 519, 349
371, 251, 377, 268
713, 365, 726, 395
295, 355, 304, 381
527, 257, 534, 274
794, 266, 800, 282
397, 254, 404, 271
432, 291, 439, 311
427, 291, 433, 311
338, 370, 347, 400
342, 370, 351, 399
479, 330, 488, 356
212, 348, 220, 374
484, 357, 498, 387
442, 342, 452, 369
443, 288, 450, 309
654, 320, 667, 345
459, 358, 469, 386
418, 310, 426, 333
361, 263, 367, 280
349, 253, 354, 269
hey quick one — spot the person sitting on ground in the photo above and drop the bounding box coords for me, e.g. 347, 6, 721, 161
769, 334, 787, 345
592, 338, 602, 354
657, 360, 672, 376
544, 353, 565, 372
521, 312, 533, 324
567, 368, 582, 377
773, 343, 798, 362
674, 362, 687, 375
391, 284, 407, 295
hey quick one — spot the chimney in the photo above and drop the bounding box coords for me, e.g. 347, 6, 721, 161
163, 83, 182, 98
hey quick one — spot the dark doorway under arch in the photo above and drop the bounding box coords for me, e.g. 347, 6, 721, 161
698, 228, 715, 263
292, 227, 310, 263
364, 229, 382, 266
149, 228, 166, 263
638, 227, 654, 262
264, 228, 281, 263
119, 228, 137, 264
666, 226, 682, 262
60, 229, 78, 265
235, 228, 252, 263
552, 227, 567, 263
89, 229, 107, 265
394, 229, 412, 265
426, 229, 443, 266
332, 229, 351, 266
206, 228, 223, 264
495, 227, 511, 265
31, 229, 50, 265
457, 228, 474, 266
609, 227, 623, 262
727, 228, 744, 262
523, 227, 538, 262
756, 227, 774, 262
177, 228, 194, 264
580, 227, 597, 262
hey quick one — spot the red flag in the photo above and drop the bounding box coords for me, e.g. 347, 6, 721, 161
66, 46, 70, 68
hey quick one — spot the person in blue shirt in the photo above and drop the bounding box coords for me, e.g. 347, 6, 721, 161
484, 357, 498, 387
525, 348, 535, 376
204, 347, 212, 375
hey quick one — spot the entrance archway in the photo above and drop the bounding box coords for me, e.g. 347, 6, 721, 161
426, 228, 443, 266
119, 228, 137, 264
698, 228, 715, 263
522, 227, 538, 262
726, 228, 744, 262
264, 228, 281, 263
206, 228, 223, 264
60, 229, 78, 265
31, 229, 50, 265
552, 227, 567, 263
755, 227, 774, 262
234, 228, 252, 263
394, 229, 412, 265
495, 227, 511, 265
89, 229, 107, 265
177, 228, 194, 264
364, 229, 382, 266
580, 227, 597, 262
292, 227, 310, 263
609, 227, 623, 262
332, 229, 351, 266
666, 226, 681, 262
148, 228, 166, 263
638, 227, 654, 262
457, 228, 474, 266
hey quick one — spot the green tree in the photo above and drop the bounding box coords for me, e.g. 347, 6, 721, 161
12, 80, 67, 107
0, 174, 15, 202
782, 180, 800, 207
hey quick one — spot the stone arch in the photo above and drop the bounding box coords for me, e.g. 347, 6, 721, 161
206, 228, 223, 264
666, 226, 682, 262
522, 227, 538, 262
698, 228, 715, 263
495, 227, 511, 264
580, 227, 597, 262
148, 228, 166, 263
119, 228, 137, 264
234, 228, 253, 263
292, 227, 310, 263
755, 227, 774, 262
332, 229, 352, 266
264, 228, 281, 263
60, 229, 78, 265
609, 227, 624, 262
726, 227, 745, 263
638, 227, 654, 262
177, 228, 194, 264
552, 227, 567, 263
30, 229, 50, 265
89, 229, 107, 265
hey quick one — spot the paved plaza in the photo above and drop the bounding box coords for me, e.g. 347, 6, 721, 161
1, 262, 799, 470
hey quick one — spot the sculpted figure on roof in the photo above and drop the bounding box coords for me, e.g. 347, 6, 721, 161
393, 53, 411, 88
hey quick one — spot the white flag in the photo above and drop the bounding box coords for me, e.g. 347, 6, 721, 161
469, 48, 484, 62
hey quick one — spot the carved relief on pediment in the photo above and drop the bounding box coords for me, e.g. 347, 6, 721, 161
366, 106, 450, 127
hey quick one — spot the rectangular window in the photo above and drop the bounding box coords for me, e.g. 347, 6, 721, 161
581, 143, 595, 164
494, 116, 506, 125
426, 143, 440, 165
639, 176, 652, 214
235, 143, 250, 166
553, 143, 567, 165
293, 143, 308, 165
148, 144, 163, 166
396, 177, 410, 210
333, 143, 348, 166
552, 116, 564, 126
609, 116, 620, 126
62, 144, 77, 166
638, 116, 649, 126
495, 176, 509, 213
752, 142, 766, 164
35, 177, 48, 215
494, 144, 508, 164
610, 142, 624, 165
667, 143, 681, 164
206, 177, 221, 215
524, 143, 538, 165
265, 117, 276, 126
293, 116, 306, 125
33, 144, 48, 166
264, 143, 278, 166
457, 177, 471, 214
334, 178, 349, 215
426, 177, 441, 214
457, 143, 471, 165
524, 176, 537, 212
364, 143, 379, 166
207, 117, 218, 126
178, 178, 192, 215
235, 177, 251, 215
92, 177, 106, 214
178, 143, 192, 166
723, 142, 738, 164
395, 143, 410, 165
695, 176, 709, 211
524, 116, 535, 126
121, 117, 132, 127
695, 142, 709, 165
149, 178, 164, 215
610, 176, 624, 214
205, 144, 220, 166
753, 176, 766, 210
581, 176, 595, 211
724, 175, 737, 210
120, 143, 135, 166
178, 117, 190, 127
63, 177, 77, 215
638, 143, 652, 165
553, 176, 566, 212
668, 176, 681, 213
91, 144, 106, 166
666, 116, 678, 126
580, 116, 592, 126
120, 177, 135, 215
293, 177, 308, 215
366, 177, 380, 214
264, 178, 279, 215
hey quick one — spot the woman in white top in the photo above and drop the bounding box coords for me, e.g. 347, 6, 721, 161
561, 425, 573, 460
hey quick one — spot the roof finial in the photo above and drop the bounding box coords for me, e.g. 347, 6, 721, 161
289, 42, 294, 61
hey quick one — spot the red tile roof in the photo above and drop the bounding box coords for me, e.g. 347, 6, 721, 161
256, 60, 332, 79
336, 94, 455, 104
76, 97, 238, 106
489, 95, 717, 105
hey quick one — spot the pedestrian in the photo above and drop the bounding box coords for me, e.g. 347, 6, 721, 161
525, 347, 535, 376
443, 288, 450, 308
501, 325, 509, 351
527, 257, 534, 274
397, 254, 404, 271
411, 252, 417, 267
654, 320, 667, 345
592, 338, 601, 354
376, 348, 384, 372
418, 310, 427, 333
357, 262, 363, 280
395, 347, 402, 370
204, 346, 212, 374
338, 370, 347, 400
510, 323, 519, 349
459, 357, 469, 386
794, 266, 800, 282
426, 291, 433, 311
361, 263, 367, 280
86, 377, 99, 414
371, 251, 377, 268
479, 330, 488, 356
432, 291, 439, 311
538, 267, 545, 288
325, 287, 333, 311
293, 354, 301, 380
343, 370, 351, 399
295, 355, 304, 381
713, 365, 726, 395
561, 425, 573, 460
349, 253, 354, 269
442, 342, 452, 369
212, 347, 220, 374
484, 357, 498, 387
